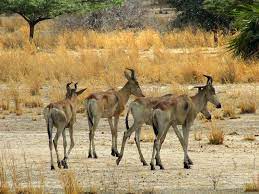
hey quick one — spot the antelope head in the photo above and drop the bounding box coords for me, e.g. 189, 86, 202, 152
194, 75, 221, 109
124, 68, 145, 97
66, 82, 87, 100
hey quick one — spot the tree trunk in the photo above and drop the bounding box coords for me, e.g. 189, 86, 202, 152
29, 23, 35, 41
213, 29, 219, 47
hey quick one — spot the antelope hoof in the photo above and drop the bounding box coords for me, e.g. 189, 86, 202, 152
184, 162, 191, 169
188, 159, 193, 165
61, 160, 68, 169
93, 153, 98, 159
115, 152, 120, 157
57, 161, 62, 169
88, 153, 92, 158
150, 163, 155, 170
116, 157, 122, 166
142, 161, 148, 166
111, 150, 117, 157
159, 165, 165, 170
51, 165, 55, 170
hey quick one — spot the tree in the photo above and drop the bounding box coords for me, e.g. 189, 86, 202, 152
228, 3, 259, 59
169, 0, 254, 32
168, 0, 231, 31
0, 0, 122, 40
203, 0, 255, 29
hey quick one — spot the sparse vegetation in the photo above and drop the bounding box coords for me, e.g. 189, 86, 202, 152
208, 171, 222, 190
223, 103, 237, 118
207, 123, 224, 145
0, 151, 45, 194
243, 134, 256, 141
140, 127, 154, 143
194, 130, 203, 141
244, 176, 259, 192
59, 170, 83, 194
240, 98, 256, 114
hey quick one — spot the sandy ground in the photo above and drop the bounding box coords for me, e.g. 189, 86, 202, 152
0, 84, 258, 193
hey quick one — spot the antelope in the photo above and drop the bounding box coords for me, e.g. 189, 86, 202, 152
85, 69, 144, 158
151, 75, 221, 170
43, 83, 86, 170
116, 94, 212, 166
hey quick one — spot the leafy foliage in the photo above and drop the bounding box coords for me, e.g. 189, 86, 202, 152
168, 0, 231, 30
169, 0, 255, 31
229, 3, 259, 59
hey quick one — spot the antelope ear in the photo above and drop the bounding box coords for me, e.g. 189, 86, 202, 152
76, 88, 87, 96
66, 82, 72, 91
124, 70, 132, 80
126, 68, 136, 80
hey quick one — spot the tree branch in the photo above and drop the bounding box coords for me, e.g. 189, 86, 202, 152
34, 16, 52, 24
16, 12, 30, 23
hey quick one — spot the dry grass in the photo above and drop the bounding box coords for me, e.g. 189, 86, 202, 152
244, 175, 259, 192
239, 98, 256, 114
194, 130, 203, 141
207, 123, 224, 145
222, 103, 237, 119
212, 109, 224, 120
8, 87, 23, 115
0, 93, 10, 112
243, 135, 256, 141
24, 95, 43, 108
0, 16, 258, 89
58, 170, 83, 194
0, 150, 45, 194
0, 153, 11, 194
238, 89, 256, 114
140, 127, 154, 143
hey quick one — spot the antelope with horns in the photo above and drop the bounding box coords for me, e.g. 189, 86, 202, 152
151, 75, 221, 170
116, 94, 212, 166
85, 69, 144, 158
43, 83, 86, 170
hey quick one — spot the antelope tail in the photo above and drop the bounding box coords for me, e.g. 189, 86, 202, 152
152, 110, 159, 136
125, 107, 131, 131
46, 107, 53, 140
86, 101, 93, 128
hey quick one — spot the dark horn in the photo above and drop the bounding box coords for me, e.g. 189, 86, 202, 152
203, 74, 213, 84
74, 82, 78, 90
126, 68, 135, 79
66, 82, 72, 90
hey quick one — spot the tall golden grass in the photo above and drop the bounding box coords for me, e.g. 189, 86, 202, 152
0, 16, 258, 89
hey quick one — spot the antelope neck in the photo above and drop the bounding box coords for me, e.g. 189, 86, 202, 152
117, 81, 131, 106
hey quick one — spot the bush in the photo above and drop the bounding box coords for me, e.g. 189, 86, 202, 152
207, 123, 224, 145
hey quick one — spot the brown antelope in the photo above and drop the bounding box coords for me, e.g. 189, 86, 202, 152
85, 69, 144, 158
151, 75, 221, 170
43, 83, 86, 170
116, 94, 211, 166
